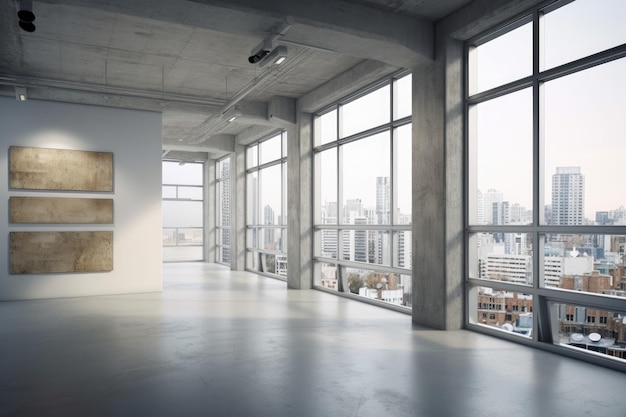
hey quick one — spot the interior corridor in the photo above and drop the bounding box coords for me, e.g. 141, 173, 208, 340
0, 263, 623, 417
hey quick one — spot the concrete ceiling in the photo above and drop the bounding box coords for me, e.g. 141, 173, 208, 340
0, 0, 472, 159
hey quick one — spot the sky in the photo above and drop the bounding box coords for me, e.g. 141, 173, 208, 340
473, 0, 626, 219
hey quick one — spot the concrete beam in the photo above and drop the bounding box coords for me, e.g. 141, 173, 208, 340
235, 124, 280, 146
35, 0, 434, 67
439, 0, 545, 41
298, 60, 397, 113
187, 0, 434, 65
161, 150, 209, 161
268, 96, 296, 127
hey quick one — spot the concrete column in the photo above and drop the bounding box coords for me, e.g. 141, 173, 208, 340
205, 158, 216, 263
412, 37, 464, 330
287, 112, 313, 289
443, 38, 465, 330
230, 145, 246, 270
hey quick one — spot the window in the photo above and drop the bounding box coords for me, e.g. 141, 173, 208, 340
216, 157, 231, 265
466, 0, 626, 367
314, 72, 412, 309
246, 132, 287, 278
162, 161, 204, 262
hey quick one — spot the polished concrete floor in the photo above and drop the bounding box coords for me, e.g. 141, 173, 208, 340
0, 263, 623, 417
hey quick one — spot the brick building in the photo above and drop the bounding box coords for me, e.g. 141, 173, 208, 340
477, 289, 533, 329
558, 270, 626, 358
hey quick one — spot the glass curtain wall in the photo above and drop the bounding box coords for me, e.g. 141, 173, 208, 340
216, 156, 231, 265
466, 0, 626, 368
246, 132, 288, 278
162, 161, 204, 262
313, 72, 413, 310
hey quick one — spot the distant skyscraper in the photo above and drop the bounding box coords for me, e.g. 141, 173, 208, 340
353, 217, 368, 262
504, 233, 527, 256
344, 198, 364, 222
396, 230, 412, 268
482, 189, 505, 225
264, 204, 275, 247
374, 177, 391, 264
376, 177, 390, 225
595, 211, 610, 225
476, 189, 484, 224
220, 160, 231, 262
321, 201, 337, 258
264, 204, 275, 225
551, 167, 584, 225
220, 173, 230, 230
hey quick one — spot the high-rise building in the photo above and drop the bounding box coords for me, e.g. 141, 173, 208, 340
504, 233, 527, 256
551, 167, 585, 225
396, 230, 412, 268
595, 211, 610, 225
353, 217, 368, 263
479, 189, 509, 225
264, 204, 275, 247
321, 201, 338, 258
376, 177, 390, 225
344, 198, 364, 222
220, 160, 231, 258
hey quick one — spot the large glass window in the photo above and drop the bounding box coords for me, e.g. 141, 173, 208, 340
162, 161, 204, 262
216, 157, 231, 265
467, 0, 626, 369
314, 72, 412, 310
246, 132, 287, 279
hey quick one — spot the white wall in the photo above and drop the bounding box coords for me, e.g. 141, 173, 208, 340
0, 97, 162, 300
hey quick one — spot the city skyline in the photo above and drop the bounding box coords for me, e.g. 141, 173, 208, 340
476, 165, 626, 225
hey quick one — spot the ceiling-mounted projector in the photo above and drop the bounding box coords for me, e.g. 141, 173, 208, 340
248, 39, 273, 64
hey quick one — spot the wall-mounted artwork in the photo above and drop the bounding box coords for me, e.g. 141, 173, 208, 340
10, 197, 114, 224
9, 231, 113, 274
9, 146, 113, 191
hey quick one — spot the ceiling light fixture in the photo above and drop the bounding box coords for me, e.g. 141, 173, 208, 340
15, 86, 27, 101
259, 45, 288, 68
16, 0, 36, 32
222, 106, 242, 123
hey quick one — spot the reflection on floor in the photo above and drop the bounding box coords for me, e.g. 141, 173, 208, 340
0, 263, 623, 417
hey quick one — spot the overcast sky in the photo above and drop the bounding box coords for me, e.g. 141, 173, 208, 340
473, 0, 626, 219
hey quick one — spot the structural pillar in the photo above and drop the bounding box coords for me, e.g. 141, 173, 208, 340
287, 112, 312, 289
412, 36, 464, 330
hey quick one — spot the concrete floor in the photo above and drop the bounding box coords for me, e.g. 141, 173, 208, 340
0, 263, 623, 417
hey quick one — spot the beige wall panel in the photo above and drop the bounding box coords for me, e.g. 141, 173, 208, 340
10, 197, 114, 224
9, 146, 113, 191
10, 231, 113, 274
